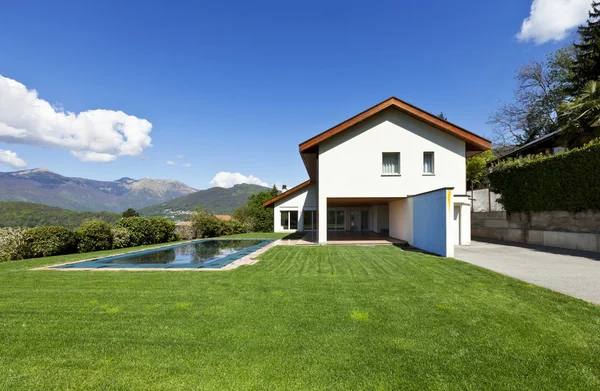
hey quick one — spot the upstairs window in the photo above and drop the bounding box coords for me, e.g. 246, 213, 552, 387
423, 152, 434, 174
382, 152, 400, 175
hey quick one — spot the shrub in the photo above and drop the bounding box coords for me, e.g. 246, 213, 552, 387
148, 217, 178, 243
232, 187, 279, 232
111, 227, 131, 249
220, 219, 246, 236
190, 208, 223, 238
488, 139, 600, 213
21, 226, 78, 259
175, 223, 196, 240
115, 217, 156, 246
0, 227, 28, 262
76, 220, 113, 253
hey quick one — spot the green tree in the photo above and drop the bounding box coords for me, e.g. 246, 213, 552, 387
122, 208, 140, 218
559, 80, 600, 146
466, 150, 495, 190
190, 207, 222, 238
572, 2, 600, 92
233, 185, 278, 232
437, 112, 448, 121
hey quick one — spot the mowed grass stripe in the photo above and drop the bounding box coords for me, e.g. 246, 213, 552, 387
1, 244, 600, 390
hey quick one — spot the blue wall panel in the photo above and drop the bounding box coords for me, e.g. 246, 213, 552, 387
412, 189, 448, 256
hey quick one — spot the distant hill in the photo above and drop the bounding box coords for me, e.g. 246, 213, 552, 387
0, 168, 197, 212
139, 183, 269, 219
0, 201, 121, 228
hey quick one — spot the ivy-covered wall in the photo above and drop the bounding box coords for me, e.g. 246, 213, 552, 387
488, 140, 600, 213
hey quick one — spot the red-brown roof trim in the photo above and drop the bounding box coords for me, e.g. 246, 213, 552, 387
262, 180, 312, 208
299, 97, 491, 153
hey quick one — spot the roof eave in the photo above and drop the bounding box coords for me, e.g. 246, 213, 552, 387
298, 97, 491, 153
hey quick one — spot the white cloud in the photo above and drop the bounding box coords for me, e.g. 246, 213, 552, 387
0, 74, 152, 162
517, 0, 592, 44
182, 163, 192, 167
176, 154, 184, 159
166, 160, 177, 165
71, 151, 116, 162
0, 149, 27, 169
209, 172, 268, 188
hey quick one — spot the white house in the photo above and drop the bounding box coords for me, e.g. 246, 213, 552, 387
263, 97, 491, 257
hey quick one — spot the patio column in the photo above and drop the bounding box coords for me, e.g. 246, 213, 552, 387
318, 196, 327, 243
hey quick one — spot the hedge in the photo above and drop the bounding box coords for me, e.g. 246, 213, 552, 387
488, 139, 600, 213
111, 227, 131, 249
0, 227, 28, 262
114, 217, 156, 247
21, 226, 78, 259
77, 220, 113, 253
0, 217, 180, 262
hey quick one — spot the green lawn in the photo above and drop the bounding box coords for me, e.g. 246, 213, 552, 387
1, 245, 600, 390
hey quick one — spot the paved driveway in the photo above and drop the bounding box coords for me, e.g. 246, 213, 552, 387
454, 240, 600, 305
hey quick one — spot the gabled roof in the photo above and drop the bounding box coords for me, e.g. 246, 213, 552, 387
492, 130, 561, 162
262, 180, 311, 208
298, 97, 491, 153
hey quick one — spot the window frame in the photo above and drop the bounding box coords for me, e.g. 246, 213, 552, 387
302, 210, 317, 231
423, 151, 435, 175
381, 152, 401, 176
280, 210, 299, 231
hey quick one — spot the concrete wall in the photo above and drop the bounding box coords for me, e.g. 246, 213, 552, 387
471, 188, 503, 212
273, 183, 317, 232
472, 210, 600, 252
411, 189, 454, 257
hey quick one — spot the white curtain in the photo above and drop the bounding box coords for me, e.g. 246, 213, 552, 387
382, 153, 399, 174
423, 152, 434, 173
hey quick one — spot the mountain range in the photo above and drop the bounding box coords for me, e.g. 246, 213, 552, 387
0, 169, 270, 220
0, 168, 197, 212
139, 183, 269, 218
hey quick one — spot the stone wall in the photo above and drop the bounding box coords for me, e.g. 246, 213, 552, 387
472, 210, 600, 252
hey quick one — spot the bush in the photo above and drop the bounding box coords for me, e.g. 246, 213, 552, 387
0, 227, 28, 262
114, 217, 155, 246
148, 217, 178, 243
21, 226, 78, 259
111, 227, 131, 249
76, 220, 113, 253
488, 139, 600, 212
190, 208, 223, 238
220, 219, 246, 236
175, 223, 196, 240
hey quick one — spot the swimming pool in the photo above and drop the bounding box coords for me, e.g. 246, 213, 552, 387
51, 239, 273, 270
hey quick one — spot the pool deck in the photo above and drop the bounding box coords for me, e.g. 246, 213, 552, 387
32, 239, 281, 272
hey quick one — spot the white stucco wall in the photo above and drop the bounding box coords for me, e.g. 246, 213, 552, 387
316, 108, 467, 243
318, 108, 467, 199
389, 198, 413, 243
273, 183, 317, 232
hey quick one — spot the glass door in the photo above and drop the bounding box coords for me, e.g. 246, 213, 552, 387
361, 210, 369, 230
303, 210, 316, 231
327, 210, 345, 230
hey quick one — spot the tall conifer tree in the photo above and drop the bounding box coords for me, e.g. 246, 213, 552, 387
572, 2, 600, 92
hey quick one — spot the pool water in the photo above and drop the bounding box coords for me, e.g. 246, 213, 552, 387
52, 239, 272, 269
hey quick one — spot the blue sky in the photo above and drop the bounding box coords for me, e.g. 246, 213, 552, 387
0, 0, 589, 189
